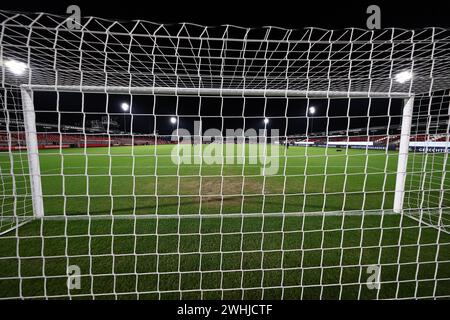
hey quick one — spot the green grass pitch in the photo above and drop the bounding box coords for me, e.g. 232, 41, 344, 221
0, 144, 449, 299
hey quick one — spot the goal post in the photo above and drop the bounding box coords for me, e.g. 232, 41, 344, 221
20, 87, 44, 218
393, 96, 414, 214
21, 84, 415, 218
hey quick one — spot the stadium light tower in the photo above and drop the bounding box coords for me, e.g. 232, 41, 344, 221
121, 102, 129, 133
309, 106, 316, 134
5, 59, 28, 76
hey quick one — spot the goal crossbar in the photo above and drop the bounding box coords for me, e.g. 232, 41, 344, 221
23, 85, 412, 98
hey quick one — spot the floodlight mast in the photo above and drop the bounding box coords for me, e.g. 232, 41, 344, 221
309, 106, 316, 134
121, 103, 129, 132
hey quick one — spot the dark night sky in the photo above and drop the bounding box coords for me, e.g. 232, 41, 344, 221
2, 0, 449, 29
32, 91, 404, 136
3, 0, 447, 136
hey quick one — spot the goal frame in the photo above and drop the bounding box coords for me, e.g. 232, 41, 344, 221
21, 87, 44, 219
20, 84, 414, 220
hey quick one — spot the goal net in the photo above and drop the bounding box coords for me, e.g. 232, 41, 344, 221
0, 88, 34, 235
0, 11, 449, 299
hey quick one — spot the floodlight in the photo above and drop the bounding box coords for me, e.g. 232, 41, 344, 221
121, 103, 130, 111
5, 59, 28, 75
395, 71, 413, 84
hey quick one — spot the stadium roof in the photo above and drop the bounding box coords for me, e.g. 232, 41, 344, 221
1, 10, 450, 97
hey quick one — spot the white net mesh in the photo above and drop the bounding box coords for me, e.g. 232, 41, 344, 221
0, 88, 33, 236
404, 91, 450, 232
0, 11, 449, 299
